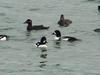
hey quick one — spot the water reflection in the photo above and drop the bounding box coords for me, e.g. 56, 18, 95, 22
54, 40, 61, 49
0, 27, 14, 31
25, 31, 31, 41
26, 31, 31, 36
39, 49, 48, 68
0, 13, 6, 16
29, 8, 40, 11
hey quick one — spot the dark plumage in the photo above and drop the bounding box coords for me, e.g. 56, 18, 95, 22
98, 5, 100, 12
58, 14, 72, 27
24, 19, 49, 31
94, 28, 100, 32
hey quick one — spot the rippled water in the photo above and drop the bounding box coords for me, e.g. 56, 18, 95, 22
0, 0, 100, 75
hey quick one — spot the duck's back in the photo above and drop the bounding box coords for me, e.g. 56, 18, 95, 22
62, 36, 79, 42
27, 25, 49, 30
65, 19, 72, 24
58, 20, 64, 26
32, 25, 49, 30
94, 28, 100, 32
58, 19, 72, 27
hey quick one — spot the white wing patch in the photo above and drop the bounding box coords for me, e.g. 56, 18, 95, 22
0, 37, 7, 41
62, 38, 69, 41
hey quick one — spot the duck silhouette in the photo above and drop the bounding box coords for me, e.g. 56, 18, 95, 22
36, 36, 48, 48
94, 28, 100, 32
24, 19, 49, 31
58, 14, 72, 27
52, 30, 80, 42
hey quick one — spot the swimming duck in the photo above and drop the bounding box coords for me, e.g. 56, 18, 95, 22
52, 30, 79, 42
58, 14, 72, 27
94, 28, 100, 32
36, 36, 48, 48
24, 19, 49, 31
0, 35, 9, 41
98, 5, 100, 12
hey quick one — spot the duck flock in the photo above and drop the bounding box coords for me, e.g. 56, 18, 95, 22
0, 10, 100, 49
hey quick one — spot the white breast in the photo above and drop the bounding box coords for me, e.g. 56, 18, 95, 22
54, 37, 60, 40
38, 45, 47, 48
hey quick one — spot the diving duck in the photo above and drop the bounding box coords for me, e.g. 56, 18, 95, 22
58, 14, 72, 27
24, 19, 49, 31
36, 36, 48, 48
52, 30, 80, 42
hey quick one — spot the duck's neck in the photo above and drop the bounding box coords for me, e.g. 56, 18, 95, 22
60, 16, 64, 21
27, 22, 33, 30
27, 22, 32, 27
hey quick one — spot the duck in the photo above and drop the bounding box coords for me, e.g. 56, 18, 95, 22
58, 14, 72, 27
94, 28, 100, 32
24, 19, 49, 31
36, 36, 48, 48
52, 30, 80, 42
98, 5, 100, 12
0, 35, 9, 41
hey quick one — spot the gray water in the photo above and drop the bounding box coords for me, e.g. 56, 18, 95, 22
0, 0, 100, 75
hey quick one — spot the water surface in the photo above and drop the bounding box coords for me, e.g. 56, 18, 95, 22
0, 0, 100, 75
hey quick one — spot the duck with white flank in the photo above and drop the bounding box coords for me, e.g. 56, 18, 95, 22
58, 14, 72, 27
24, 19, 49, 31
52, 30, 80, 42
36, 36, 48, 48
0, 35, 9, 41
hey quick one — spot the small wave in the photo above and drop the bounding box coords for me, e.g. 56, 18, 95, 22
5, 21, 16, 24
9, 38, 27, 42
29, 8, 40, 11
4, 17, 16, 24
0, 27, 14, 31
88, 0, 95, 1
0, 5, 13, 9
0, 13, 6, 16
85, 0, 100, 2
0, 69, 34, 73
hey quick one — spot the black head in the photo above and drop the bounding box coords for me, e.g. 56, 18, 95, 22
60, 14, 64, 21
36, 42, 40, 47
52, 30, 61, 37
98, 6, 100, 10
61, 14, 64, 17
36, 36, 47, 47
24, 19, 32, 24
40, 36, 47, 44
